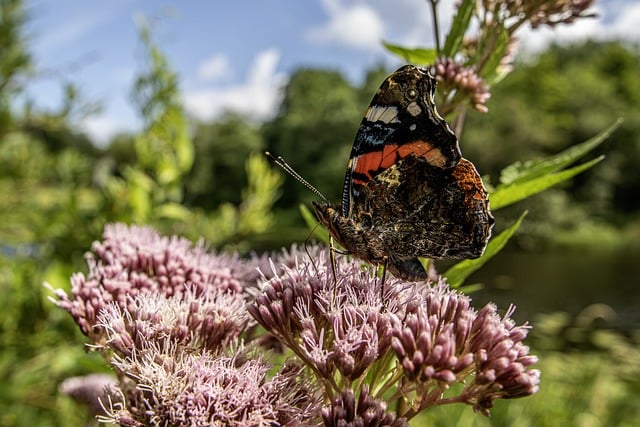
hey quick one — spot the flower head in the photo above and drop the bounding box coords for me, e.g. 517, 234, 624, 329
59, 373, 119, 417
528, 0, 596, 29
391, 282, 477, 384
96, 287, 249, 356
390, 283, 540, 414
467, 304, 541, 414
321, 385, 408, 427
103, 344, 321, 427
249, 246, 424, 381
51, 223, 541, 423
480, 0, 596, 29
49, 223, 251, 343
432, 58, 490, 113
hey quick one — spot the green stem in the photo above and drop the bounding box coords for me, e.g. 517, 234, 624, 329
279, 334, 340, 396
429, 0, 441, 55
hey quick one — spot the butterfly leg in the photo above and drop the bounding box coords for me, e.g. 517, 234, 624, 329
380, 256, 389, 310
329, 236, 339, 306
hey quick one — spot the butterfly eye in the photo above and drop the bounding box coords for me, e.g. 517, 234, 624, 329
407, 88, 418, 100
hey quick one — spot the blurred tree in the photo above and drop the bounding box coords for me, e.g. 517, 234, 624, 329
96, 18, 282, 251
186, 113, 264, 209
0, 0, 102, 261
103, 132, 137, 166
0, 2, 107, 426
0, 0, 31, 135
462, 40, 640, 246
264, 68, 364, 207
357, 63, 391, 106
0, 9, 283, 426
100, 18, 195, 226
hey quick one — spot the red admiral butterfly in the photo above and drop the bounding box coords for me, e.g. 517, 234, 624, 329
313, 65, 494, 281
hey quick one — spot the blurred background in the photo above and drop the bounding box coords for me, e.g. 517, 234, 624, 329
1, 0, 639, 425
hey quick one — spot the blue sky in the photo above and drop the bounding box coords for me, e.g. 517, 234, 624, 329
24, 0, 640, 144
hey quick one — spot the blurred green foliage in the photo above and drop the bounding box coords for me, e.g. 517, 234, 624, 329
1, 0, 639, 425
0, 4, 281, 425
462, 41, 640, 249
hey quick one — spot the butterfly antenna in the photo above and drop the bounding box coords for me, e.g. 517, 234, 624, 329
265, 152, 327, 201
265, 151, 339, 304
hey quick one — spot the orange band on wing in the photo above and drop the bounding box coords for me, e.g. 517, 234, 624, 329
352, 141, 446, 186
451, 158, 488, 201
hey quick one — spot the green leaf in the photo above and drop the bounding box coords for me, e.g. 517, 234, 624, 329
156, 202, 191, 220
500, 119, 622, 186
300, 204, 330, 243
444, 212, 527, 288
491, 156, 604, 210
490, 119, 621, 211
479, 24, 510, 83
382, 41, 436, 65
458, 282, 484, 294
442, 0, 474, 57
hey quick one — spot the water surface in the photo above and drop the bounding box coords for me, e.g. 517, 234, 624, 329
465, 250, 640, 332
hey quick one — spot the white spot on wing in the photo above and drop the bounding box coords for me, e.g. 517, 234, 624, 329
365, 105, 400, 124
406, 101, 421, 117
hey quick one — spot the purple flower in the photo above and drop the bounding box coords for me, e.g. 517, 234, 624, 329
244, 243, 329, 283
432, 58, 491, 113
528, 0, 597, 29
102, 346, 321, 427
321, 385, 408, 427
59, 373, 119, 418
466, 305, 541, 413
391, 283, 476, 384
51, 224, 541, 423
48, 223, 251, 343
249, 247, 425, 382
96, 287, 249, 356
390, 283, 540, 415
480, 0, 597, 30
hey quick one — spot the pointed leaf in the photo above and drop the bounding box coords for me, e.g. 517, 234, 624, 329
382, 42, 436, 65
500, 119, 622, 186
156, 202, 191, 220
300, 204, 330, 243
443, 0, 474, 57
444, 212, 527, 288
491, 156, 604, 210
479, 24, 510, 83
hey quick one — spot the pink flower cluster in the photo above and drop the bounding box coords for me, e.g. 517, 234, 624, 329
52, 223, 539, 425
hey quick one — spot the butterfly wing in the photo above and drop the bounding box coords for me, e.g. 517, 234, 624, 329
342, 65, 462, 217
355, 156, 494, 275
314, 65, 492, 281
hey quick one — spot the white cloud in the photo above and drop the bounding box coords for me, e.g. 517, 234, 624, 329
608, 2, 640, 38
512, 2, 640, 54
197, 53, 232, 82
519, 16, 603, 53
80, 113, 132, 146
369, 0, 457, 47
184, 48, 286, 121
305, 0, 385, 50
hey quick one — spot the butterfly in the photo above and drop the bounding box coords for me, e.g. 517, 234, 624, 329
312, 65, 494, 281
